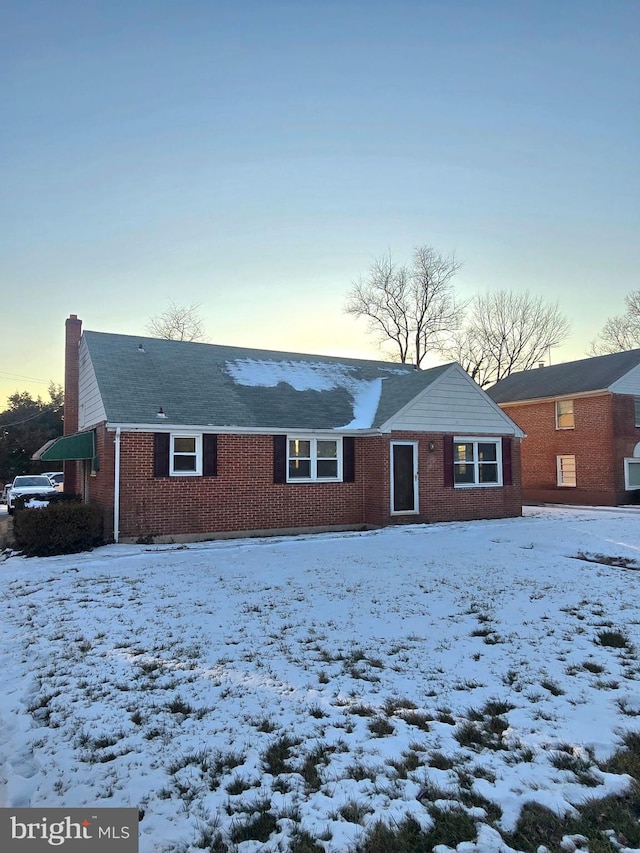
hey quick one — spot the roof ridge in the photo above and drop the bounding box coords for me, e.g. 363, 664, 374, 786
83, 329, 457, 372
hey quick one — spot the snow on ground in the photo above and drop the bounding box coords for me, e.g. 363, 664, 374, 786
1, 506, 640, 851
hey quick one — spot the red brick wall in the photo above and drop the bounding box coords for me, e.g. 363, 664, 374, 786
87, 429, 521, 540
500, 393, 640, 505
89, 424, 116, 539
612, 395, 640, 497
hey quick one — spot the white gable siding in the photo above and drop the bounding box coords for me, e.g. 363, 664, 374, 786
78, 337, 106, 429
609, 363, 640, 396
383, 366, 522, 435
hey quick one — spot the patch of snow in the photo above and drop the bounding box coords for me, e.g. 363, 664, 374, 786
225, 358, 383, 428
1, 506, 640, 851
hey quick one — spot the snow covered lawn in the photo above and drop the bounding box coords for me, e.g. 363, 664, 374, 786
1, 506, 640, 852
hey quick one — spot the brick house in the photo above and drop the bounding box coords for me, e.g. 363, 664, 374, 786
36, 315, 524, 542
487, 350, 640, 506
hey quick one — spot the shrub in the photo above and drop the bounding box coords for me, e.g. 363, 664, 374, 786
13, 500, 104, 556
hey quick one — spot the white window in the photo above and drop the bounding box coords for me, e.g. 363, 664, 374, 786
287, 437, 341, 482
556, 455, 576, 487
634, 398, 640, 428
625, 459, 640, 490
625, 445, 640, 490
453, 437, 502, 487
170, 434, 202, 476
556, 399, 575, 430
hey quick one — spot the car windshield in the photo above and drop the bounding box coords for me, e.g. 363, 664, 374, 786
13, 476, 52, 487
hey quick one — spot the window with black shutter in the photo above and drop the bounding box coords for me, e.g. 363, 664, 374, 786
153, 433, 218, 478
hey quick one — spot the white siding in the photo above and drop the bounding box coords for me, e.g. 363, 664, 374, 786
609, 363, 640, 396
382, 364, 523, 435
78, 337, 106, 429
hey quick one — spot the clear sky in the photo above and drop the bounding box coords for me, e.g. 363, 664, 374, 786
2, 0, 638, 407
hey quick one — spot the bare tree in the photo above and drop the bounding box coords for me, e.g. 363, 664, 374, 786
588, 290, 640, 355
440, 290, 571, 387
345, 246, 463, 367
146, 301, 208, 342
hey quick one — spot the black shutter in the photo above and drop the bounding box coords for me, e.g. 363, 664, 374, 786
443, 435, 454, 488
273, 435, 286, 483
502, 436, 512, 485
203, 434, 218, 477
153, 433, 170, 478
343, 437, 355, 482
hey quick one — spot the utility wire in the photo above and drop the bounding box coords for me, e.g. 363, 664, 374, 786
0, 404, 62, 428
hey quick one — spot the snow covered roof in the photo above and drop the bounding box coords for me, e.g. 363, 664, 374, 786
82, 331, 454, 431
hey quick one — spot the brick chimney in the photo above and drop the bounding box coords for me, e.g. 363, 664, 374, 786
64, 314, 82, 494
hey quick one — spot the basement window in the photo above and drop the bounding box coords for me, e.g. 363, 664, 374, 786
625, 460, 640, 490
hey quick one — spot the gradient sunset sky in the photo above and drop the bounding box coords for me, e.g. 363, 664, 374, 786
2, 0, 638, 406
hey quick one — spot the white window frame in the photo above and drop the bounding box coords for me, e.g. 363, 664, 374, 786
634, 398, 640, 428
390, 440, 419, 515
286, 436, 342, 483
555, 399, 575, 430
624, 454, 640, 490
556, 454, 576, 487
170, 433, 202, 477
453, 437, 503, 488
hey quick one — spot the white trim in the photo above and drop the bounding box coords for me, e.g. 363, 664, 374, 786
114, 427, 121, 543
453, 436, 503, 488
556, 454, 577, 487
555, 399, 575, 430
390, 441, 419, 515
286, 436, 343, 483
169, 433, 203, 477
499, 389, 610, 408
624, 458, 640, 490
104, 423, 377, 436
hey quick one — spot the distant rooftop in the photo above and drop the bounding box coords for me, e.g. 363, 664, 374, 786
487, 349, 640, 404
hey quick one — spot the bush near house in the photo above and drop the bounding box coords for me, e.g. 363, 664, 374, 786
13, 498, 104, 557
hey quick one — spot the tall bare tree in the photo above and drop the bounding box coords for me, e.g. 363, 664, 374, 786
588, 290, 640, 355
146, 301, 208, 342
440, 290, 571, 387
345, 246, 463, 367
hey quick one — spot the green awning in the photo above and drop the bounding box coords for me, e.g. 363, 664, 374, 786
34, 431, 96, 462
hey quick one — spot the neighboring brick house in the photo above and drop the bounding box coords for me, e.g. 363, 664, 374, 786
487, 350, 640, 506
35, 315, 524, 543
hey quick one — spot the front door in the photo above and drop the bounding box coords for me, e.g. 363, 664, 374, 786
391, 442, 418, 514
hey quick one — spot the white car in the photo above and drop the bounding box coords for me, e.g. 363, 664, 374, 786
43, 471, 64, 492
7, 475, 59, 515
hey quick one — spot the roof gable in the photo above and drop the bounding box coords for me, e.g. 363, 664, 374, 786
487, 349, 640, 404
379, 363, 525, 436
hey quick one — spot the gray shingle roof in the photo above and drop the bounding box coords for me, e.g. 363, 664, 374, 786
487, 349, 640, 404
83, 331, 454, 430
